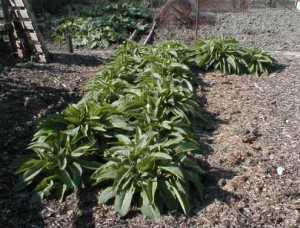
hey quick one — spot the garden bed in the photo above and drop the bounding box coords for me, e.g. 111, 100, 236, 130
1, 4, 300, 227
0, 43, 299, 226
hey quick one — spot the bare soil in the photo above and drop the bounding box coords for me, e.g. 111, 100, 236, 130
0, 46, 300, 227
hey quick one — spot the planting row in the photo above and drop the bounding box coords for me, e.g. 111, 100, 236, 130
17, 39, 276, 219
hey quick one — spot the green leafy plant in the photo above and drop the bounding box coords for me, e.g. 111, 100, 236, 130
93, 128, 203, 219
242, 48, 276, 76
193, 38, 276, 76
16, 102, 107, 201
194, 38, 245, 74
17, 133, 99, 201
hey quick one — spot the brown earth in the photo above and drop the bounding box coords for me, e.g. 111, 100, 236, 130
0, 45, 299, 227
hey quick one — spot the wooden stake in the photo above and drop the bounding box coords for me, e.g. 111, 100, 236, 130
129, 29, 138, 41
66, 32, 73, 53
195, 0, 200, 40
143, 20, 157, 45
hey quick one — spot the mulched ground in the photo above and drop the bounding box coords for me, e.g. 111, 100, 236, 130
157, 8, 300, 52
0, 45, 300, 227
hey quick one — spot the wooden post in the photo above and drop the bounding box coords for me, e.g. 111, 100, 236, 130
195, 0, 200, 39
66, 32, 73, 53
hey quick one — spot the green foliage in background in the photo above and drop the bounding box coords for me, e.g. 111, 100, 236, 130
51, 3, 151, 48
194, 38, 276, 76
17, 41, 204, 219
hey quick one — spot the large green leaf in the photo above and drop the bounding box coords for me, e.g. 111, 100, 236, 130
140, 189, 161, 220
168, 180, 190, 215
114, 185, 135, 217
160, 166, 184, 179
98, 186, 115, 204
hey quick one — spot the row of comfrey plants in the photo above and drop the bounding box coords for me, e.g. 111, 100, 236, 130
17, 39, 276, 219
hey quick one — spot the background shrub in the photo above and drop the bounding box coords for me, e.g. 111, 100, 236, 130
51, 3, 151, 48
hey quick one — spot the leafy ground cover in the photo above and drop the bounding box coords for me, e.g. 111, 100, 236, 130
51, 3, 151, 48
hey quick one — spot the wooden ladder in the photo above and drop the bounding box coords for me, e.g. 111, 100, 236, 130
0, 0, 7, 35
1, 0, 49, 62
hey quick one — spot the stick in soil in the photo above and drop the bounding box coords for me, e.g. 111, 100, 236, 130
128, 22, 143, 41
195, 0, 200, 39
129, 29, 138, 41
143, 20, 157, 45
66, 33, 74, 53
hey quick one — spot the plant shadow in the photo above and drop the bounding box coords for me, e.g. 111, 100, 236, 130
194, 73, 228, 156
73, 189, 98, 228
191, 72, 239, 215
49, 52, 105, 67
0, 71, 79, 227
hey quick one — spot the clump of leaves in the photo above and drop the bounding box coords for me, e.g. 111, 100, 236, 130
194, 38, 245, 74
52, 3, 151, 49
93, 128, 202, 219
16, 102, 109, 201
242, 48, 276, 76
193, 38, 276, 75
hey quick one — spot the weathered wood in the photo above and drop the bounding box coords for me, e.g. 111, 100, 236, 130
11, 0, 24, 7
23, 21, 33, 30
21, 0, 49, 62
128, 29, 138, 41
66, 33, 74, 53
0, 9, 4, 18
17, 9, 29, 18
2, 0, 49, 62
195, 0, 199, 39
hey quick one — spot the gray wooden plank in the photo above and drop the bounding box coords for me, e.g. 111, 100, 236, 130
23, 20, 33, 30
0, 24, 5, 31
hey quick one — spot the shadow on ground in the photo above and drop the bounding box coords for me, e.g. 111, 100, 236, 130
73, 189, 98, 228
0, 71, 80, 227
191, 74, 238, 215
50, 52, 105, 66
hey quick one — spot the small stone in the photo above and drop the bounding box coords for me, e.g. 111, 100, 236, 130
251, 144, 262, 151
218, 178, 227, 187
276, 167, 285, 176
